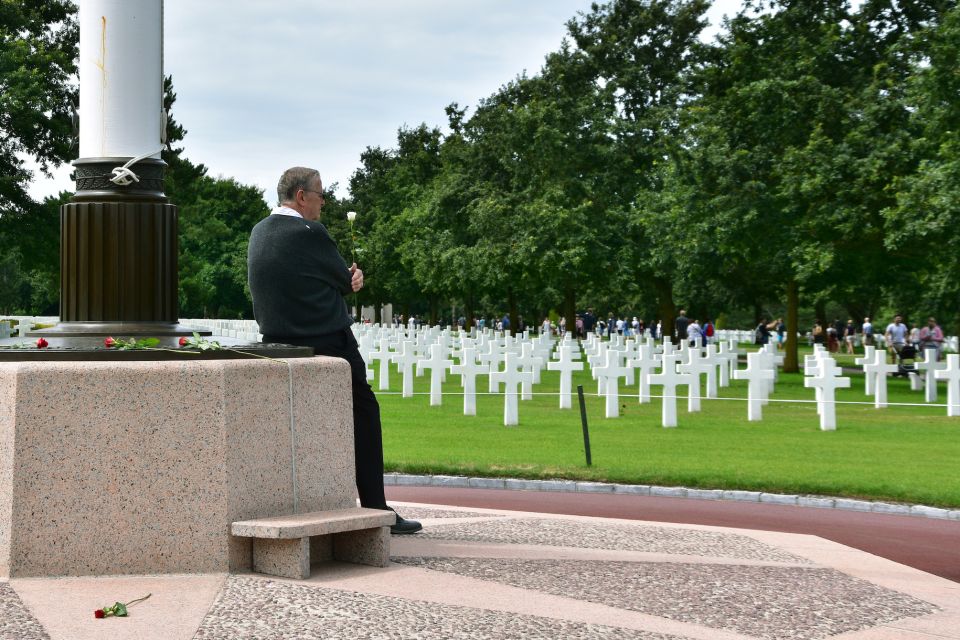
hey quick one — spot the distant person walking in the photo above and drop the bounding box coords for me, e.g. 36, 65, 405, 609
919, 317, 945, 360
885, 314, 908, 362
844, 319, 857, 354
862, 317, 874, 347
675, 309, 689, 344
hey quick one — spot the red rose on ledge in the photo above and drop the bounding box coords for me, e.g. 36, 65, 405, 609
35, 338, 48, 349
178, 336, 189, 347
94, 609, 105, 619
104, 337, 116, 348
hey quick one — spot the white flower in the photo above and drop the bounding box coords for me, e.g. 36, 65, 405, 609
346, 211, 357, 222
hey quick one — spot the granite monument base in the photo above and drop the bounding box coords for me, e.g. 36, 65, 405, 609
0, 357, 376, 577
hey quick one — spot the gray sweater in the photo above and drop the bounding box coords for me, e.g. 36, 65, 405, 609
247, 214, 352, 338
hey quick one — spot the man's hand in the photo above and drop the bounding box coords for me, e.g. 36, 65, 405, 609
349, 263, 364, 292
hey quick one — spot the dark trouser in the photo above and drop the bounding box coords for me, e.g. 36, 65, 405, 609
263, 328, 387, 510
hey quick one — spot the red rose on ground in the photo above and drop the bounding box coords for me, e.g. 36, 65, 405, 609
178, 336, 189, 346
94, 609, 105, 618
104, 337, 116, 348
36, 338, 48, 349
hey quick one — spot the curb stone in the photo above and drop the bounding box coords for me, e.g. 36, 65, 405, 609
759, 493, 798, 506
650, 486, 687, 498
798, 496, 835, 509
385, 473, 958, 522
834, 498, 873, 512
722, 490, 761, 502
612, 484, 651, 496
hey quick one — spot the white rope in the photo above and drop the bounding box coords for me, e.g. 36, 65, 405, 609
109, 148, 165, 186
372, 390, 951, 408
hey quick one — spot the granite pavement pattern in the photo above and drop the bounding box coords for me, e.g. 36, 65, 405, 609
392, 557, 939, 640
0, 582, 49, 640
419, 516, 811, 563
193, 576, 688, 640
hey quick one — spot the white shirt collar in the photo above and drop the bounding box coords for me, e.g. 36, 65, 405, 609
271, 205, 304, 218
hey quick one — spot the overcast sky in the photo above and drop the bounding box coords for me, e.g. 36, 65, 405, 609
29, 0, 744, 205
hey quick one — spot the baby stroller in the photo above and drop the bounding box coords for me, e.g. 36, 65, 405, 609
894, 344, 920, 378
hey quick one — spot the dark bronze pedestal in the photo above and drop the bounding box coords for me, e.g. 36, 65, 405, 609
29, 157, 210, 340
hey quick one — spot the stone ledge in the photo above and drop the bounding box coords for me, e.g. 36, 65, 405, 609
231, 508, 394, 539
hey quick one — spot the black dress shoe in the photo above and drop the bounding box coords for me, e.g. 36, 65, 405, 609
385, 506, 422, 534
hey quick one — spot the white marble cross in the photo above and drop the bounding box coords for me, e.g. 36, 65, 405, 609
733, 352, 775, 421
679, 348, 713, 413
357, 330, 376, 381
516, 342, 545, 393
855, 345, 877, 396
716, 342, 738, 387
701, 344, 721, 398
757, 344, 781, 396
660, 340, 677, 359
390, 340, 420, 398
916, 348, 946, 403
416, 343, 453, 406
450, 348, 487, 416
628, 344, 661, 404
909, 371, 924, 392
547, 345, 584, 409
478, 342, 506, 393
490, 352, 534, 426
804, 352, 833, 415
647, 352, 689, 428
589, 342, 610, 395
593, 349, 632, 418
369, 337, 393, 391
866, 350, 898, 409
935, 354, 960, 417
804, 356, 851, 430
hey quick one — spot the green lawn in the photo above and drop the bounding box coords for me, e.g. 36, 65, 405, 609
376, 345, 960, 508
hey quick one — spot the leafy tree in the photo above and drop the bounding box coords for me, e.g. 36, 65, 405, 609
686, 0, 870, 369
886, 3, 960, 331
567, 0, 711, 329
348, 125, 445, 322
0, 0, 76, 315
0, 0, 77, 217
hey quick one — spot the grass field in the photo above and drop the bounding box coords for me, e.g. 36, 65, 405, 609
376, 343, 960, 508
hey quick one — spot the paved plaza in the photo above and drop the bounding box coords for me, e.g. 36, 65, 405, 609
1, 501, 957, 640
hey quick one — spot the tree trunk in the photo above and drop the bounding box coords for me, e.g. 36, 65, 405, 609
373, 299, 382, 324
814, 299, 826, 326
429, 296, 438, 327
564, 285, 576, 339
464, 294, 474, 332
784, 278, 799, 373
508, 288, 518, 334
653, 276, 675, 342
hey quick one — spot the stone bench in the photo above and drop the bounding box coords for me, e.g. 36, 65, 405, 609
231, 507, 396, 579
